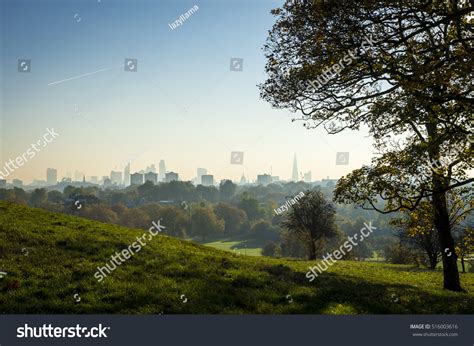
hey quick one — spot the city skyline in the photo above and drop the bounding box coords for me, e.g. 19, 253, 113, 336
0, 154, 336, 187
0, 0, 375, 185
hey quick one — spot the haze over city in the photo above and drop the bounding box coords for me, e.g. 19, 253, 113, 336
0, 0, 374, 184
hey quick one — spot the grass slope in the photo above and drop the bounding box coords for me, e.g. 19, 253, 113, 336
0, 201, 473, 314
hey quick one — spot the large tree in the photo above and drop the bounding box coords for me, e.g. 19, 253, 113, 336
260, 0, 473, 290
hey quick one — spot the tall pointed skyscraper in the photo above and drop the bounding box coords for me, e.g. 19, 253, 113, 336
240, 172, 247, 185
292, 153, 299, 182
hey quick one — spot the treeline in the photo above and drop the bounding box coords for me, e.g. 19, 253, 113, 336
0, 181, 397, 256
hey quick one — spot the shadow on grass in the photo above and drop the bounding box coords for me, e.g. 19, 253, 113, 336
179, 263, 474, 314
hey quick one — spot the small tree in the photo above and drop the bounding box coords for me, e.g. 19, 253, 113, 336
455, 226, 474, 273
250, 220, 280, 241
262, 242, 282, 257
391, 201, 442, 269
238, 193, 265, 221
191, 207, 225, 241
283, 190, 337, 259
214, 202, 247, 234
219, 180, 237, 201
30, 188, 47, 206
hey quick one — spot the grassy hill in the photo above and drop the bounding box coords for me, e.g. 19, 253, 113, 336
0, 201, 473, 314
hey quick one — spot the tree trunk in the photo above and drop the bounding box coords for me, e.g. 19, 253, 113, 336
308, 240, 317, 260
432, 189, 462, 291
429, 255, 438, 270
461, 256, 465, 273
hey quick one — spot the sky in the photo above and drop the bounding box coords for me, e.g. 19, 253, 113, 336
0, 0, 375, 184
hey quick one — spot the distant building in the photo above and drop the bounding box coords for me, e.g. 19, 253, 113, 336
239, 173, 247, 185
0, 179, 6, 189
90, 176, 99, 184
110, 171, 123, 185
257, 174, 272, 186
130, 173, 144, 185
292, 153, 299, 182
144, 172, 158, 184
271, 176, 280, 182
103, 177, 112, 188
159, 160, 166, 181
12, 179, 23, 188
201, 174, 214, 186
146, 164, 157, 173
124, 163, 130, 186
196, 168, 207, 185
74, 170, 84, 182
46, 168, 58, 185
165, 172, 178, 182
304, 171, 312, 183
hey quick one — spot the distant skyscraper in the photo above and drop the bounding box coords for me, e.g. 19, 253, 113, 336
197, 168, 207, 185
110, 171, 123, 185
0, 179, 6, 188
46, 168, 58, 185
292, 153, 299, 182
201, 174, 214, 186
304, 171, 312, 183
165, 172, 178, 182
144, 172, 158, 184
159, 160, 166, 181
240, 173, 247, 185
130, 173, 144, 185
124, 163, 130, 186
257, 174, 272, 186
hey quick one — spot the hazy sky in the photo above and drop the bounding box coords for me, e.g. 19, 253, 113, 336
0, 0, 375, 183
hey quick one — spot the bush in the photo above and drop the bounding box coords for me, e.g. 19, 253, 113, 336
262, 242, 281, 257
383, 243, 418, 265
250, 220, 280, 241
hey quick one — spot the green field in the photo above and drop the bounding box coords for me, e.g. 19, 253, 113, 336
0, 201, 473, 314
202, 237, 263, 256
